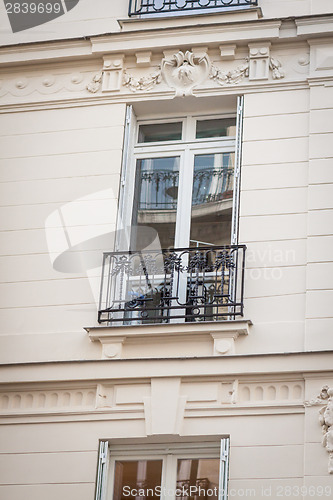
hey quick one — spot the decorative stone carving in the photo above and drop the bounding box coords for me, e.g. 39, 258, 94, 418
219, 44, 237, 61
248, 42, 285, 81
86, 71, 103, 93
209, 61, 249, 86
86, 55, 125, 93
122, 69, 162, 92
102, 54, 124, 92
135, 51, 152, 67
305, 386, 333, 474
15, 78, 28, 89
248, 43, 271, 80
161, 50, 210, 96
269, 57, 285, 80
319, 387, 333, 474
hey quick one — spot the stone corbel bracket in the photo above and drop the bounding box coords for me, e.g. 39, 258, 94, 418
248, 42, 285, 81
305, 385, 333, 474
86, 320, 251, 360
87, 53, 125, 93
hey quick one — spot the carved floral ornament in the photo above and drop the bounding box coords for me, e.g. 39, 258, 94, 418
305, 385, 333, 474
87, 48, 285, 95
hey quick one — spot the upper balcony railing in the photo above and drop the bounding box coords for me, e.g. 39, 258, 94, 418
129, 0, 258, 17
139, 166, 234, 210
98, 245, 246, 325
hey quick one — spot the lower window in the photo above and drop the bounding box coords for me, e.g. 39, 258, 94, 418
95, 440, 230, 500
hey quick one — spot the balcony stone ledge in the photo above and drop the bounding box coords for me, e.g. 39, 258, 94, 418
85, 319, 252, 360
118, 8, 263, 33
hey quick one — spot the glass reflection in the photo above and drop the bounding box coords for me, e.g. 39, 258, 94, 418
196, 118, 236, 139
113, 460, 163, 500
131, 157, 180, 250
176, 458, 219, 500
190, 153, 234, 247
138, 122, 182, 143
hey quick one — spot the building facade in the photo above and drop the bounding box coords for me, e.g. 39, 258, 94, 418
0, 1, 333, 499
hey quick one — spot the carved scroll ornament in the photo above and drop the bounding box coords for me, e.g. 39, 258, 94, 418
306, 385, 333, 474
319, 387, 333, 474
161, 50, 210, 96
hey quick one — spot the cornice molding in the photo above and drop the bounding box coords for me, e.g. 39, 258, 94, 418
0, 351, 332, 384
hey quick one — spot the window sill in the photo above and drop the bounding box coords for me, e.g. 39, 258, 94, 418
85, 319, 252, 360
118, 7, 263, 32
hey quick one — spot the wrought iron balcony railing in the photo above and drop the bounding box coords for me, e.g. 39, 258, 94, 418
98, 245, 246, 324
129, 0, 258, 17
139, 166, 234, 210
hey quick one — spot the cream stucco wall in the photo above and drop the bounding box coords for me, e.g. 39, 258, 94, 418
0, 3, 333, 500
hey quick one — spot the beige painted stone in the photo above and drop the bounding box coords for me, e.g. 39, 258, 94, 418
0, 332, 101, 363
310, 84, 333, 110
244, 293, 305, 323
245, 240, 306, 268
308, 184, 333, 210
240, 187, 307, 216
0, 175, 120, 207
244, 90, 309, 117
243, 112, 309, 141
309, 133, 333, 159
305, 318, 333, 351
302, 476, 333, 500
309, 159, 333, 184
0, 484, 95, 500
0, 450, 97, 484
237, 321, 305, 354
307, 235, 333, 263
229, 444, 304, 479
241, 162, 308, 190
227, 478, 304, 500
308, 209, 333, 236
0, 104, 126, 135
307, 263, 333, 290
239, 213, 307, 242
0, 1, 332, 496
245, 266, 306, 298
310, 108, 333, 134
304, 442, 332, 476
0, 127, 124, 158
306, 290, 333, 318
0, 150, 123, 182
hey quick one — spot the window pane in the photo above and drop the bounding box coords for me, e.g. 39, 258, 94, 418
196, 118, 236, 139
138, 122, 182, 143
131, 157, 180, 250
113, 460, 163, 500
190, 153, 234, 247
177, 458, 219, 500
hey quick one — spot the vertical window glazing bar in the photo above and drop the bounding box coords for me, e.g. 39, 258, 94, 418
231, 96, 244, 246
116, 105, 135, 252
95, 440, 109, 500
219, 437, 230, 500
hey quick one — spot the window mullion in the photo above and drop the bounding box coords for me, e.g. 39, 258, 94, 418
161, 454, 177, 500
174, 147, 194, 249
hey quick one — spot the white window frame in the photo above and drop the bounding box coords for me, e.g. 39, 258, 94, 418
118, 112, 238, 251
101, 439, 230, 500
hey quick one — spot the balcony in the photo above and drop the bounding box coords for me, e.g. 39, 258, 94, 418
98, 245, 246, 325
128, 0, 258, 17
